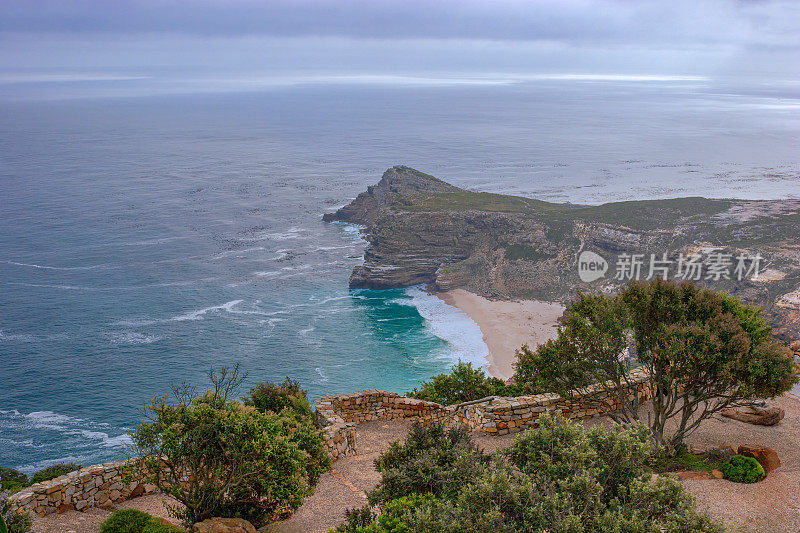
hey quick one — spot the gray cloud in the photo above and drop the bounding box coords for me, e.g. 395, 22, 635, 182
0, 0, 797, 85
0, 0, 797, 50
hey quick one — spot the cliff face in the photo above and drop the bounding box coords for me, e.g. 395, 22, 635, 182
324, 166, 800, 343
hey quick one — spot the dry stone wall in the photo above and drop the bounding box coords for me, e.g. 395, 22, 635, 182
315, 389, 451, 459
316, 369, 651, 455
5, 371, 650, 518
4, 460, 156, 518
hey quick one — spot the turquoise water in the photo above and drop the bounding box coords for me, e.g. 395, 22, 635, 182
1, 80, 799, 473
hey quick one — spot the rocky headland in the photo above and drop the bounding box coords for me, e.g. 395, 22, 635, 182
324, 166, 800, 346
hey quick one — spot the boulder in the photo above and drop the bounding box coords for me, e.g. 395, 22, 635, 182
688, 444, 709, 455
721, 405, 784, 426
738, 445, 781, 475
192, 517, 257, 533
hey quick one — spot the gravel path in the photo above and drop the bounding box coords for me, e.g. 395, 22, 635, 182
31, 393, 800, 532
32, 493, 181, 533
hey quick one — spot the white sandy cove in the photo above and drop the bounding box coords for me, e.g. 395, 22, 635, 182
436, 289, 565, 381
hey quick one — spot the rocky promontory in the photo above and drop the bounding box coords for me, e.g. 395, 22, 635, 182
324, 166, 800, 344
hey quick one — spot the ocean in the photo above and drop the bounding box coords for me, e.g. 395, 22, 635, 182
1, 75, 798, 473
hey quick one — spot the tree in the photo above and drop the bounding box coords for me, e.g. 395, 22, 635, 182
514, 279, 796, 453
131, 366, 328, 527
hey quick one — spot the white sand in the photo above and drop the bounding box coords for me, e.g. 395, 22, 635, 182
436, 289, 565, 381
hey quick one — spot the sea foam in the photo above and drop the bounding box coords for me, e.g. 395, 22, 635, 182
398, 287, 490, 370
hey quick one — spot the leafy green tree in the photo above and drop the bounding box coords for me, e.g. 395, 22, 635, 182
131, 366, 328, 527
407, 361, 519, 405
514, 279, 797, 453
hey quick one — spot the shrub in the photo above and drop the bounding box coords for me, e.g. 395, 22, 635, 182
513, 279, 797, 454
30, 462, 80, 485
720, 455, 765, 483
332, 506, 376, 532
0, 500, 31, 533
100, 510, 181, 533
132, 366, 329, 527
368, 422, 487, 504
243, 377, 312, 417
0, 468, 28, 494
407, 362, 520, 406
341, 415, 724, 532
333, 494, 438, 532
243, 377, 329, 488
100, 509, 153, 533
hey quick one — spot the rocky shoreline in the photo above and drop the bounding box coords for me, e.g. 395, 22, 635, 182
324, 166, 800, 346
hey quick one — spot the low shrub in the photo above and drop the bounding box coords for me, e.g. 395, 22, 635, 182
344, 415, 724, 532
720, 455, 765, 483
0, 500, 31, 533
368, 422, 487, 504
100, 509, 181, 533
407, 362, 520, 406
333, 493, 438, 532
0, 468, 28, 494
100, 509, 153, 533
30, 462, 80, 485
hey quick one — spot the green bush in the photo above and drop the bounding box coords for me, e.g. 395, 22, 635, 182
30, 462, 80, 485
243, 377, 312, 417
132, 366, 329, 527
100, 509, 153, 533
100, 509, 181, 533
0, 500, 31, 533
368, 422, 487, 504
407, 362, 520, 406
332, 493, 437, 532
348, 415, 724, 532
720, 455, 765, 483
0, 468, 28, 494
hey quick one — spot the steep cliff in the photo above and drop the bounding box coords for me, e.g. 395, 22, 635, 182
324, 166, 800, 342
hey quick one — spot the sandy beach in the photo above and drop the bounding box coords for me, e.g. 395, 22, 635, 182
436, 289, 565, 381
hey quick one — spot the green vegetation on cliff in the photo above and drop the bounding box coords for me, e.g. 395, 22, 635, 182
325, 166, 800, 341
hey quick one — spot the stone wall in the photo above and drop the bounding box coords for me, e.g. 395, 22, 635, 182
315, 369, 651, 455
315, 389, 451, 460
4, 460, 157, 518
5, 371, 650, 517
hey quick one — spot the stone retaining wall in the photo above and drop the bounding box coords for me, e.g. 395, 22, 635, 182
315, 369, 651, 455
315, 389, 451, 460
5, 371, 651, 517
4, 460, 157, 518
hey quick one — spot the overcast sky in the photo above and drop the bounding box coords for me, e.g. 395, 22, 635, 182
0, 0, 797, 81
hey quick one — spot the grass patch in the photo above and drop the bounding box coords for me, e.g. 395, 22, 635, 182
650, 447, 727, 473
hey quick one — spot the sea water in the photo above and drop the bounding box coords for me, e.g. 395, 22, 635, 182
1, 76, 798, 472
